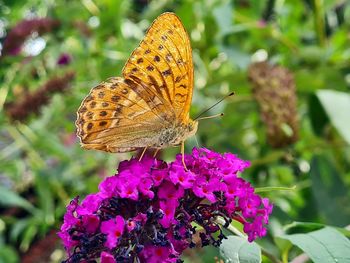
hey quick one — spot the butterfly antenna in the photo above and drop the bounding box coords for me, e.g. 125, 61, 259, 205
196, 113, 224, 121
194, 92, 235, 121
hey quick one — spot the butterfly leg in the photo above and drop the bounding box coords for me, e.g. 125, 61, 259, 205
181, 141, 188, 171
153, 148, 160, 158
139, 146, 148, 161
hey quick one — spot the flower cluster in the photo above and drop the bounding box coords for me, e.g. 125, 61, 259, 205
5, 71, 75, 122
58, 148, 273, 263
248, 61, 299, 148
2, 18, 60, 56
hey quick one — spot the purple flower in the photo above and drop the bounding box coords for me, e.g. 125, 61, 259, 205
139, 246, 179, 263
59, 148, 273, 263
76, 193, 103, 215
57, 53, 71, 65
159, 199, 177, 228
100, 216, 125, 249
262, 198, 274, 224
158, 181, 184, 201
116, 170, 140, 200
82, 214, 99, 233
244, 216, 267, 242
100, 251, 116, 263
57, 198, 80, 252
169, 163, 195, 188
60, 197, 79, 231
193, 176, 217, 203
239, 193, 262, 218
98, 176, 119, 198
2, 18, 60, 56
138, 177, 154, 199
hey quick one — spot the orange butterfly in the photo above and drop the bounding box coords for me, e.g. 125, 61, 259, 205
75, 12, 197, 162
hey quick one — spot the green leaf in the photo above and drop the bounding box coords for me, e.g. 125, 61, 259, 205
0, 244, 19, 263
316, 90, 350, 144
0, 186, 36, 214
20, 224, 38, 252
213, 0, 234, 36
309, 93, 329, 136
310, 155, 350, 226
220, 236, 261, 263
279, 227, 350, 263
35, 172, 55, 226
283, 222, 350, 237
10, 218, 30, 243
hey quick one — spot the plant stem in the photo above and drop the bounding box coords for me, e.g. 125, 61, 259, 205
255, 185, 297, 193
313, 0, 326, 47
215, 217, 282, 263
250, 150, 285, 167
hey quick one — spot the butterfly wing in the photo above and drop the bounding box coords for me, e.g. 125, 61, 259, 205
76, 12, 194, 152
76, 77, 175, 152
122, 12, 194, 122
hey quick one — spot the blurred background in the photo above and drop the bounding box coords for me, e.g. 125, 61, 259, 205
0, 0, 349, 262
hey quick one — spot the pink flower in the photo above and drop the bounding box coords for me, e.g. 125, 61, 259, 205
159, 199, 177, 228
60, 197, 79, 231
139, 246, 179, 263
82, 214, 100, 233
100, 251, 116, 263
225, 197, 236, 215
134, 213, 147, 224
57, 231, 78, 253
100, 216, 125, 249
239, 194, 262, 218
98, 176, 119, 198
57, 198, 80, 251
152, 169, 166, 186
126, 219, 137, 232
261, 198, 273, 224
116, 171, 139, 200
138, 177, 154, 199
158, 181, 184, 201
76, 193, 103, 215
244, 216, 267, 242
193, 177, 217, 203
169, 163, 195, 188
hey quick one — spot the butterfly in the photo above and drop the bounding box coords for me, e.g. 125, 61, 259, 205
75, 12, 198, 161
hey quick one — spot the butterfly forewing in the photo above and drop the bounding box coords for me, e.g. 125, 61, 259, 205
123, 12, 194, 122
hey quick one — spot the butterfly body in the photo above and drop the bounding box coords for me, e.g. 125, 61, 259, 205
157, 120, 198, 147
76, 13, 196, 154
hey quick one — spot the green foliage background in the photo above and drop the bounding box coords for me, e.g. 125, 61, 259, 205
0, 0, 350, 262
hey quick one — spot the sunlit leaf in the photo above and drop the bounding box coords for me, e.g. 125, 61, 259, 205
316, 90, 350, 144
220, 236, 261, 263
279, 227, 350, 263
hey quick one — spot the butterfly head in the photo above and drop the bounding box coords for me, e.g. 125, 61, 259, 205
175, 119, 198, 145
186, 119, 198, 138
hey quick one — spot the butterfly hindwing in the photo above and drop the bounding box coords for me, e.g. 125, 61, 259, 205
76, 77, 174, 151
